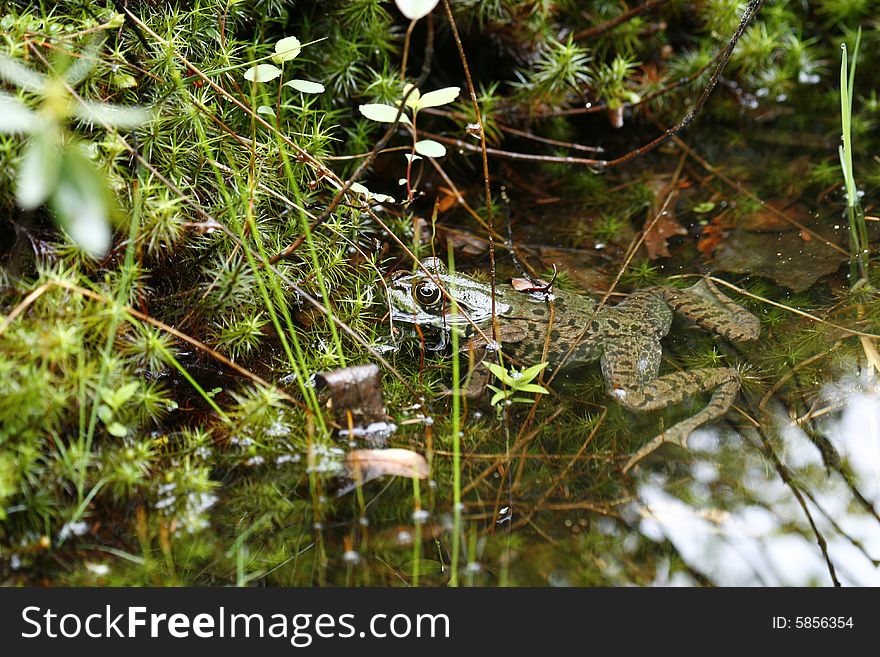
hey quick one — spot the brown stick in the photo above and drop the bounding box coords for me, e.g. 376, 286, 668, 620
441, 0, 499, 343
573, 0, 672, 41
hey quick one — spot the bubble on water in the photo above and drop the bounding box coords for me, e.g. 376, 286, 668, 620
86, 562, 110, 576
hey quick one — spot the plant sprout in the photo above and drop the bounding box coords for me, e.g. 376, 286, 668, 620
358, 83, 460, 200
486, 361, 550, 416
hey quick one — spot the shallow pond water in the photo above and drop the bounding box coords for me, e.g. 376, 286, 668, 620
3, 2, 880, 590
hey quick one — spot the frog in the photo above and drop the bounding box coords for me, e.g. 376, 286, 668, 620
388, 257, 760, 472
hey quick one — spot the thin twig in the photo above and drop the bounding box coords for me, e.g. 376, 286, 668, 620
442, 0, 499, 343
573, 0, 672, 41
510, 409, 607, 529
430, 1, 764, 170
751, 427, 841, 586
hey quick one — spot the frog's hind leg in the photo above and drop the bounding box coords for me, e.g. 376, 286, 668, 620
605, 364, 742, 473
655, 279, 760, 342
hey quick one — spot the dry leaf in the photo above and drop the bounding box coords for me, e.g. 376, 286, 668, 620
511, 277, 550, 292
347, 448, 429, 482
436, 186, 461, 213
644, 178, 686, 259
436, 226, 486, 257
738, 199, 809, 233
697, 212, 734, 260
644, 207, 686, 259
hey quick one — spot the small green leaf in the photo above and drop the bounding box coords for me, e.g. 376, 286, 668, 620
398, 558, 445, 576
256, 105, 276, 118
99, 389, 116, 408
415, 86, 460, 109
284, 79, 324, 94
414, 139, 446, 158
0, 92, 39, 134
402, 83, 421, 108
107, 422, 128, 437
510, 397, 536, 404
349, 182, 395, 204
51, 149, 112, 258
515, 383, 550, 395
243, 64, 282, 83
16, 130, 58, 209
358, 103, 411, 125
693, 201, 716, 214
485, 362, 508, 379
519, 362, 548, 382
490, 390, 507, 407
113, 381, 139, 407
272, 36, 301, 63
112, 72, 137, 89
72, 101, 150, 129
97, 404, 113, 423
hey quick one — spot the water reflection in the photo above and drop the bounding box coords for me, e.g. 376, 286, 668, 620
637, 376, 880, 586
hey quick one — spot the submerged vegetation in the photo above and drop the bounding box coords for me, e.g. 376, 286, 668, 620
1, 1, 879, 586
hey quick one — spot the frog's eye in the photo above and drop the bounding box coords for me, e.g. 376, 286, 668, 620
413, 280, 443, 308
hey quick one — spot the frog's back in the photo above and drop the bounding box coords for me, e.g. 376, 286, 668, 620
498, 287, 604, 372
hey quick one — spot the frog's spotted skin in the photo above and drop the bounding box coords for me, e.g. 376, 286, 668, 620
388, 258, 760, 471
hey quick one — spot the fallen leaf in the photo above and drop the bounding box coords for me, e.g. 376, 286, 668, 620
511, 277, 550, 292
644, 206, 686, 259
436, 226, 486, 257
713, 226, 848, 292
738, 199, 810, 233
347, 448, 429, 481
643, 178, 686, 259
697, 212, 734, 260
436, 186, 461, 213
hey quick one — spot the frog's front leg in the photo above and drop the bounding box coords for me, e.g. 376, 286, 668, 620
601, 337, 742, 473
453, 322, 530, 398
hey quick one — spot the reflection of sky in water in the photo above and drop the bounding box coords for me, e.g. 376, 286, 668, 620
637, 379, 880, 586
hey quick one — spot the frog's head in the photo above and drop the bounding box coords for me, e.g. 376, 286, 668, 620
387, 257, 509, 333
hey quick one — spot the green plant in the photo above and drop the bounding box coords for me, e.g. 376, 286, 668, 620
838, 28, 869, 282
513, 35, 592, 109
593, 55, 641, 126
358, 82, 460, 201
486, 361, 550, 415
96, 381, 140, 437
